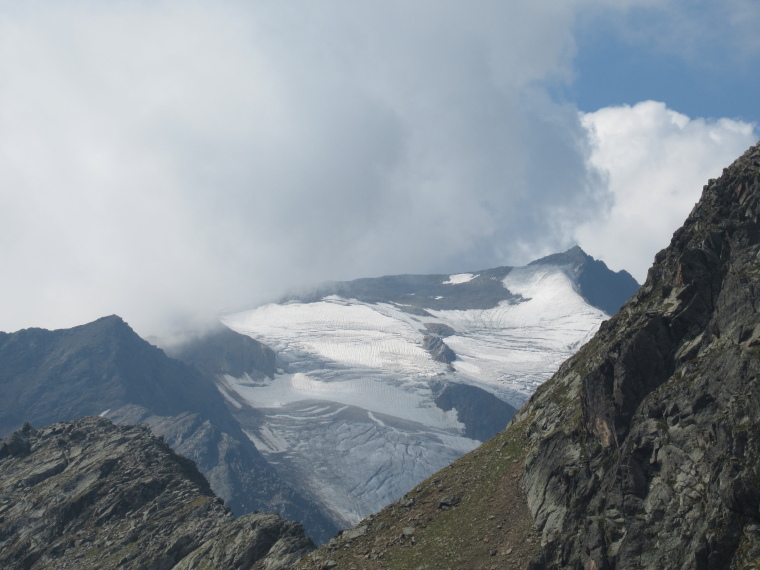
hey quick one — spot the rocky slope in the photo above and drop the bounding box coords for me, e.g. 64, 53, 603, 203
296, 142, 760, 568
0, 316, 338, 543
0, 416, 314, 569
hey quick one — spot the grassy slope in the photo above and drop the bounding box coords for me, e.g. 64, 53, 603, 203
295, 416, 540, 570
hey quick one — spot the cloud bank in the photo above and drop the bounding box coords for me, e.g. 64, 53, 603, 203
576, 101, 757, 282
0, 1, 756, 337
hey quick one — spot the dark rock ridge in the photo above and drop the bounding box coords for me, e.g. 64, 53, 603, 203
0, 316, 338, 544
293, 142, 760, 569
279, 247, 638, 316
421, 333, 456, 365
0, 416, 314, 569
519, 141, 760, 568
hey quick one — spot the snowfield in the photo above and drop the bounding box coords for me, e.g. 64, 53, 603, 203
221, 262, 610, 527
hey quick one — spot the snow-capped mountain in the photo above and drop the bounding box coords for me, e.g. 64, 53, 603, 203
218, 246, 638, 528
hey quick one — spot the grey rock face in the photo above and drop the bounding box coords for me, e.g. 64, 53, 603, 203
0, 416, 314, 570
421, 333, 456, 365
519, 142, 760, 569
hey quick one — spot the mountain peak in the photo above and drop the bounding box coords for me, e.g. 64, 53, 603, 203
528, 244, 590, 267
529, 246, 639, 315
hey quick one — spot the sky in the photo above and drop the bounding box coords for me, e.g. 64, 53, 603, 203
0, 0, 758, 339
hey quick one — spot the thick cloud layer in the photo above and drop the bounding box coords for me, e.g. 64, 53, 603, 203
0, 1, 756, 337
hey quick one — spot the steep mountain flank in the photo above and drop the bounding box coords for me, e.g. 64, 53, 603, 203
295, 421, 541, 570
0, 315, 233, 436
0, 417, 314, 569
0, 316, 338, 543
519, 142, 760, 569
297, 142, 760, 569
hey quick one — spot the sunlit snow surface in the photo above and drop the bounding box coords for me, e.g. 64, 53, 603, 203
443, 272, 478, 285
221, 264, 607, 526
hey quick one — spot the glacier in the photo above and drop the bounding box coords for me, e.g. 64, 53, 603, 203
219, 255, 630, 527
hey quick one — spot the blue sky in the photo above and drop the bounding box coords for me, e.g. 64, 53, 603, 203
0, 1, 757, 337
571, 4, 760, 125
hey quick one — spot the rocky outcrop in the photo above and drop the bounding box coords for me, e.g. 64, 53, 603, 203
0, 416, 314, 569
421, 333, 456, 365
519, 142, 760, 568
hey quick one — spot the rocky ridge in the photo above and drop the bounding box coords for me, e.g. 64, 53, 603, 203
296, 141, 760, 569
0, 416, 314, 569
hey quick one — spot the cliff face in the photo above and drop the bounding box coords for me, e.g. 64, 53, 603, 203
0, 416, 314, 570
521, 142, 760, 569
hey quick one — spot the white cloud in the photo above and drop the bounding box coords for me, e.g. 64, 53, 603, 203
575, 101, 757, 282
0, 1, 610, 337
0, 1, 755, 338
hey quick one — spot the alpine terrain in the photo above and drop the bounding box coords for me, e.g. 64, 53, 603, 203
295, 142, 760, 568
218, 247, 638, 528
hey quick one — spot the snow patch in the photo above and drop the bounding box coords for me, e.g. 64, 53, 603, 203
443, 273, 477, 285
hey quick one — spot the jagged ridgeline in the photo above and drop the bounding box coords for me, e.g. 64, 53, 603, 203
296, 142, 760, 569
0, 417, 314, 569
